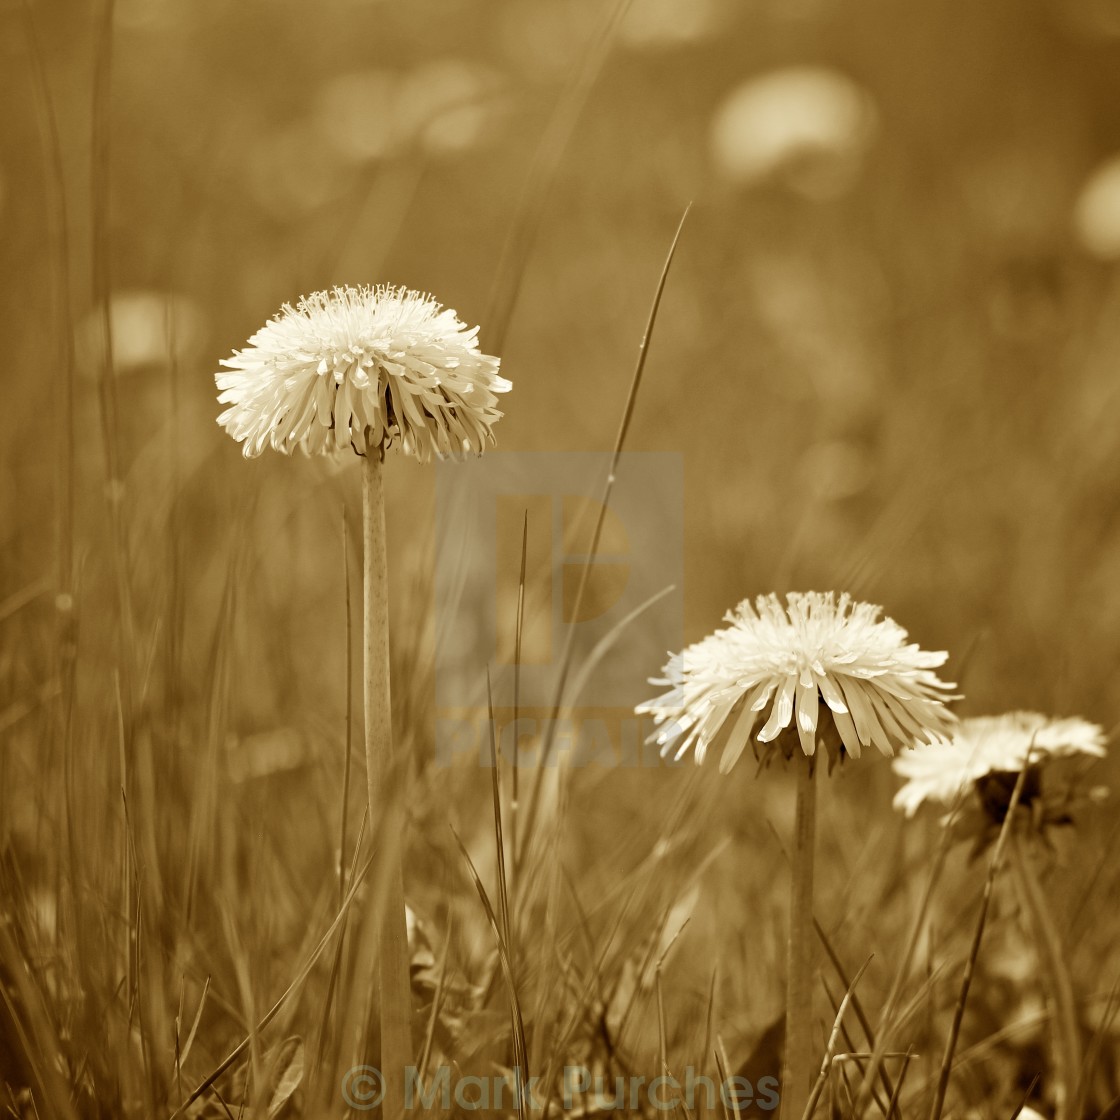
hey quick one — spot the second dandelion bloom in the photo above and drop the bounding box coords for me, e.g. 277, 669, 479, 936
216, 284, 510, 461
637, 591, 957, 772
892, 711, 1107, 819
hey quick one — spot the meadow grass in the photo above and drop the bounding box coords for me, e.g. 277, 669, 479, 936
4, 1, 1120, 1117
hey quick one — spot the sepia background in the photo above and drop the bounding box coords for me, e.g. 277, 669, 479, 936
3, 0, 1120, 1114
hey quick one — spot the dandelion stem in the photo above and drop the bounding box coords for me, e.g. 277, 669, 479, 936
1007, 827, 1082, 1120
784, 756, 817, 1120
363, 452, 412, 1119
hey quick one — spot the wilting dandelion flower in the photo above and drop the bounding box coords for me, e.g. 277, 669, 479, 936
894, 712, 1107, 1120
216, 284, 509, 461
638, 591, 956, 772
892, 712, 1106, 818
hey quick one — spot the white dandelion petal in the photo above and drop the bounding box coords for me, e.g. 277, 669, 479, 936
719, 702, 762, 774
215, 284, 509, 462
892, 711, 1108, 817
638, 591, 956, 768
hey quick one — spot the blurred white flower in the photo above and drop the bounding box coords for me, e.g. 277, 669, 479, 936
710, 67, 878, 198
79, 290, 206, 373
1073, 154, 1120, 259
637, 592, 956, 772
216, 285, 509, 461
892, 712, 1107, 818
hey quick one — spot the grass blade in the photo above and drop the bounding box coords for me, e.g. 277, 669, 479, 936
803, 954, 873, 1120
927, 757, 1034, 1120
521, 205, 690, 853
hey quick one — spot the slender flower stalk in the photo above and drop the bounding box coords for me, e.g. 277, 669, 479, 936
787, 755, 817, 1117
1007, 827, 1082, 1120
893, 712, 1106, 1120
216, 284, 508, 1117
362, 451, 412, 1115
638, 592, 956, 1119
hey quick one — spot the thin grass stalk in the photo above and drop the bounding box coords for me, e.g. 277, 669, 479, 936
485, 669, 528, 1120
362, 451, 412, 1120
883, 1052, 912, 1118
448, 826, 529, 1117
510, 512, 527, 882
700, 968, 717, 1089
169, 850, 376, 1119
313, 811, 368, 1084
654, 967, 678, 1120
306, 518, 359, 1084
90, 0, 136, 704
1009, 1074, 1042, 1120
417, 927, 453, 1084
184, 551, 238, 920
1007, 828, 1082, 1120
1079, 974, 1120, 1118
0, 918, 77, 1120
783, 758, 817, 1120
814, 920, 897, 1110
90, 0, 167, 1042
853, 801, 961, 1117
819, 977, 887, 1117
521, 205, 689, 854
19, 3, 77, 753
927, 760, 1033, 1120
908, 998, 1093, 1100
803, 955, 873, 1120
714, 1038, 741, 1120
535, 861, 672, 1120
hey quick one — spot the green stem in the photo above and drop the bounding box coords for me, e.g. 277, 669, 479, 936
1008, 827, 1082, 1120
363, 452, 412, 1119
784, 756, 817, 1120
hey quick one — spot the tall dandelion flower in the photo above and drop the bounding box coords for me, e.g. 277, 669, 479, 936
216, 284, 510, 461
216, 284, 509, 1120
893, 713, 1107, 1120
638, 591, 956, 1119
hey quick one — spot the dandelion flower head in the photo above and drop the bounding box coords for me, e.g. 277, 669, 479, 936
637, 591, 956, 773
216, 284, 509, 461
892, 711, 1107, 818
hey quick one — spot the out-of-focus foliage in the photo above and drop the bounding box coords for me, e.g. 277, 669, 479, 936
4, 0, 1120, 713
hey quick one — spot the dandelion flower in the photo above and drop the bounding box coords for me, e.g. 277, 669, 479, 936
892, 711, 1107, 818
637, 591, 956, 772
216, 284, 508, 1115
216, 284, 510, 461
894, 712, 1107, 1120
639, 590, 956, 1114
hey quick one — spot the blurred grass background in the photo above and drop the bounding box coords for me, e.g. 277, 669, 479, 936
3, 0, 1120, 1114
